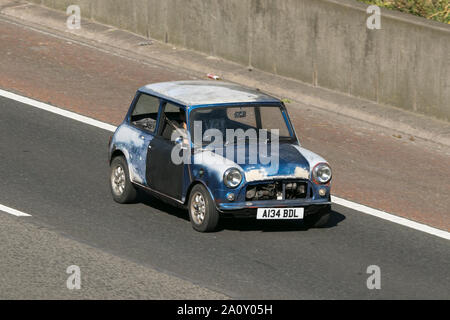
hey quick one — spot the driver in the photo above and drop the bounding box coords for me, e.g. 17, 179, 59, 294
178, 109, 187, 130
166, 109, 188, 144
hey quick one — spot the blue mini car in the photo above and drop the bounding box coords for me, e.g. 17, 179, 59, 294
109, 81, 332, 232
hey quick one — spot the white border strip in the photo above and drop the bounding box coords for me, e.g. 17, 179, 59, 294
0, 89, 117, 132
332, 196, 450, 240
1, 89, 449, 240
0, 204, 32, 217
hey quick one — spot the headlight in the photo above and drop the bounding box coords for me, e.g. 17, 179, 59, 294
313, 163, 332, 184
223, 168, 243, 188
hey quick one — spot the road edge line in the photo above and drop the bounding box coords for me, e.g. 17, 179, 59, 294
332, 196, 450, 240
0, 89, 117, 133
1, 89, 449, 240
0, 204, 32, 217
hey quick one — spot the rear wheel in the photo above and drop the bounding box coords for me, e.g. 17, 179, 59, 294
188, 184, 220, 232
304, 205, 331, 228
110, 156, 137, 204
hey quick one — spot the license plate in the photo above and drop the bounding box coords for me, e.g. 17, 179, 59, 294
257, 208, 304, 220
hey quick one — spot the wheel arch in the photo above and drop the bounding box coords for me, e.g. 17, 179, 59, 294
185, 180, 217, 208
110, 148, 128, 165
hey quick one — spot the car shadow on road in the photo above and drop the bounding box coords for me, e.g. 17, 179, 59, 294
217, 210, 346, 232
138, 192, 190, 221
139, 192, 346, 232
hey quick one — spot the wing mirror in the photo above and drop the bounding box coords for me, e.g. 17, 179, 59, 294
175, 136, 188, 150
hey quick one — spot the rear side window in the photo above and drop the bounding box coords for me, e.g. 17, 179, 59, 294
131, 93, 160, 132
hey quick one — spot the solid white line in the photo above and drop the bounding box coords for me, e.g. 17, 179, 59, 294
0, 89, 117, 133
332, 196, 450, 240
0, 89, 449, 240
0, 204, 32, 217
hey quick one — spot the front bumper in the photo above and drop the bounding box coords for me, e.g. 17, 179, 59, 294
217, 198, 331, 216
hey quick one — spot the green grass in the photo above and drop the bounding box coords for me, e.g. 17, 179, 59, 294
356, 0, 450, 23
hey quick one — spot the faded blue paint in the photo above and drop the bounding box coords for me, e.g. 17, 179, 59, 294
111, 124, 154, 185
140, 81, 279, 107
109, 81, 332, 212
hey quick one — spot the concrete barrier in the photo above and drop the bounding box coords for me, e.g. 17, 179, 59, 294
29, 0, 450, 121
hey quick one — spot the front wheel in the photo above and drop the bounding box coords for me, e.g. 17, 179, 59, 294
188, 184, 220, 232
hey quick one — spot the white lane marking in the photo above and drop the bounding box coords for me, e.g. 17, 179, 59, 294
332, 196, 450, 240
0, 89, 117, 133
0, 89, 449, 240
0, 204, 32, 217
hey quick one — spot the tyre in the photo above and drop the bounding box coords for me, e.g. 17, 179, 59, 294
188, 184, 220, 232
110, 156, 137, 204
304, 205, 331, 228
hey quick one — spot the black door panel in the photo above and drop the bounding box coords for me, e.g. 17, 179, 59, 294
146, 136, 183, 200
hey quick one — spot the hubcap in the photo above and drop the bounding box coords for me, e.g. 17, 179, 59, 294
190, 192, 206, 225
111, 165, 126, 196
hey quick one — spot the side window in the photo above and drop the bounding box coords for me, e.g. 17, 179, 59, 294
131, 93, 160, 133
160, 103, 187, 141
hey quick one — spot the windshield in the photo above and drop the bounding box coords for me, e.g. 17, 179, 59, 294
189, 105, 294, 146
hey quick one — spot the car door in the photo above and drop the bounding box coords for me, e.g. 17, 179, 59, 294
128, 92, 161, 185
146, 102, 186, 200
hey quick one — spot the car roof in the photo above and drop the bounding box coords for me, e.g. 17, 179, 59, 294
139, 81, 280, 107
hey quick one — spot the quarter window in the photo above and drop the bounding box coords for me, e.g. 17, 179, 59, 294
131, 93, 160, 132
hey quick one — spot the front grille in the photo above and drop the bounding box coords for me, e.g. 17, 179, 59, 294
245, 180, 310, 201
285, 181, 309, 199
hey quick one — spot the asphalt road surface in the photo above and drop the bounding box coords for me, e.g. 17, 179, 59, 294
0, 96, 449, 299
